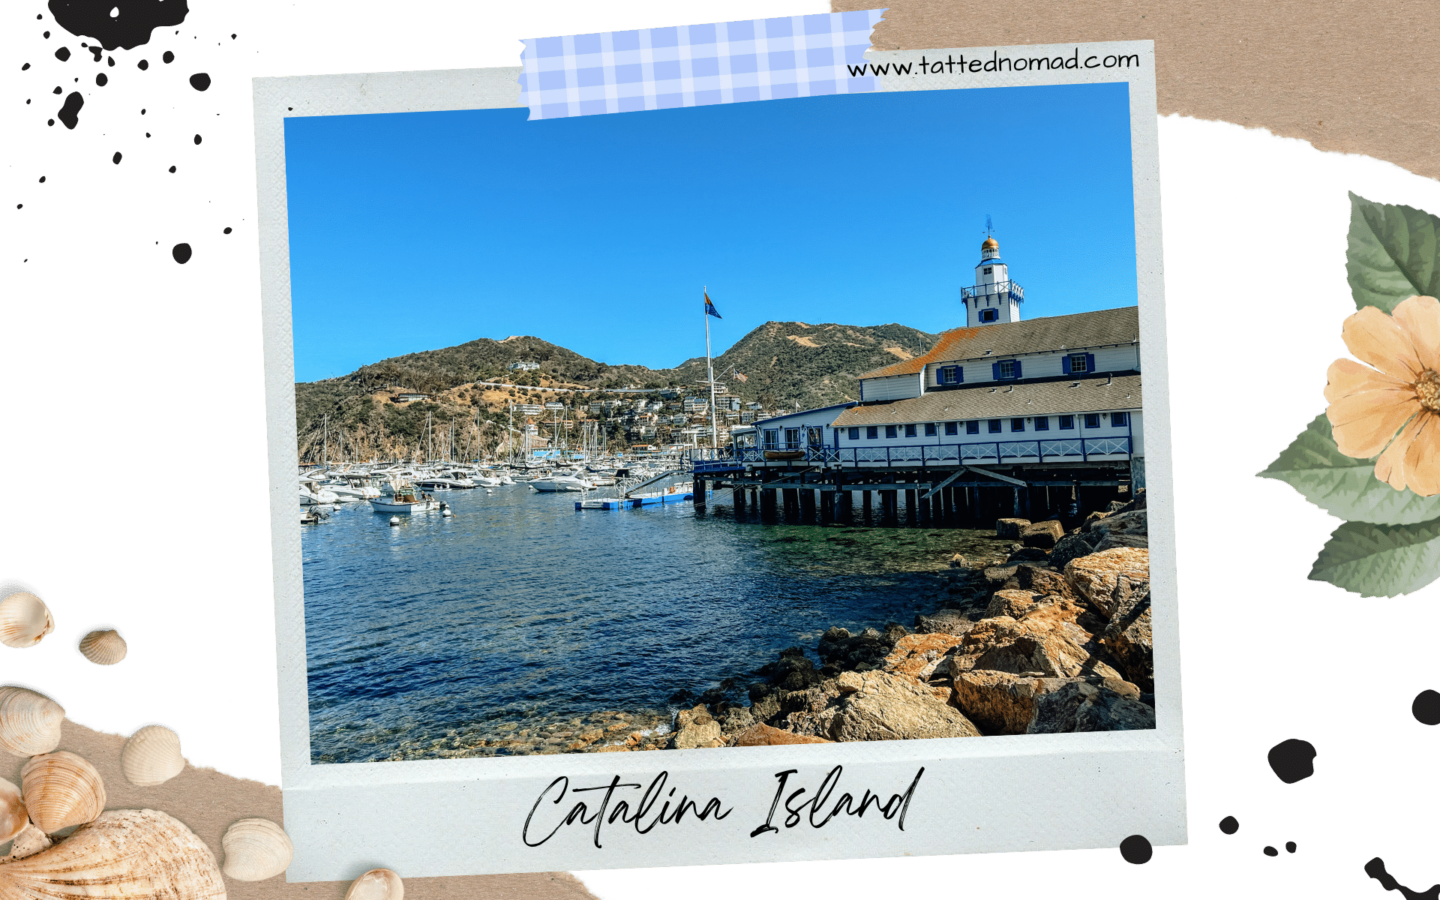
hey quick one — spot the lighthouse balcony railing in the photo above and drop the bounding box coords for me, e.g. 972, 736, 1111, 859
960, 280, 1025, 303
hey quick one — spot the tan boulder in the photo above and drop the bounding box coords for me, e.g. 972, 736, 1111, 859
1020, 519, 1065, 549
730, 723, 833, 746
1014, 564, 1073, 598
1027, 680, 1155, 733
1102, 592, 1154, 693
1064, 547, 1150, 619
996, 518, 1031, 540
883, 632, 965, 681
985, 589, 1039, 619
794, 671, 982, 741
670, 705, 723, 749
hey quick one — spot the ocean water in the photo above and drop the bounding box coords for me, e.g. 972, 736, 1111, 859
301, 484, 1012, 763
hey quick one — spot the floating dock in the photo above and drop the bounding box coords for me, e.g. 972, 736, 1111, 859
575, 491, 694, 510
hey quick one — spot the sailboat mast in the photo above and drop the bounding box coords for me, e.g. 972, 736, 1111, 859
322, 415, 328, 468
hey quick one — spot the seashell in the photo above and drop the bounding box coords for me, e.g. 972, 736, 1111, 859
20, 751, 106, 834
345, 868, 404, 900
119, 726, 185, 787
0, 778, 25, 845
0, 809, 225, 900
6, 823, 51, 860
220, 817, 292, 881
77, 631, 126, 666
0, 594, 53, 650
0, 687, 65, 757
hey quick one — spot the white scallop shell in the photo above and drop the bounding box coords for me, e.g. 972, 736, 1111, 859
119, 726, 185, 787
0, 809, 225, 900
345, 868, 404, 900
77, 631, 127, 666
0, 593, 54, 649
20, 751, 107, 834
0, 686, 65, 757
0, 777, 26, 845
220, 817, 292, 881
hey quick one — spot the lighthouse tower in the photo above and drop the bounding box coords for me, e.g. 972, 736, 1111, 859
961, 235, 1024, 327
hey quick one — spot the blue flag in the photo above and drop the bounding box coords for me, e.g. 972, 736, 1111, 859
704, 292, 721, 319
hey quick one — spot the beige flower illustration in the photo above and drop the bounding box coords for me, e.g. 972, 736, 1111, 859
1326, 295, 1440, 495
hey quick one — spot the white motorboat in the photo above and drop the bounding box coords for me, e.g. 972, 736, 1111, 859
529, 474, 593, 493
300, 479, 340, 506
369, 485, 441, 514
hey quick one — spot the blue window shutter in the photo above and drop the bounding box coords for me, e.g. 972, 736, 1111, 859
956, 366, 964, 383
1062, 355, 1071, 375
1013, 360, 1023, 379
1086, 353, 1095, 373
991, 362, 1000, 380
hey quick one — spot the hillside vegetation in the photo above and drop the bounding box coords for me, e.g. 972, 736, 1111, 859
294, 323, 937, 460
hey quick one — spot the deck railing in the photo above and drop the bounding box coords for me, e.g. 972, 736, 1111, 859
688, 436, 1131, 473
960, 280, 1025, 303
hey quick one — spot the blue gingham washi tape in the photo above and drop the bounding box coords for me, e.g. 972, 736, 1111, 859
518, 10, 887, 120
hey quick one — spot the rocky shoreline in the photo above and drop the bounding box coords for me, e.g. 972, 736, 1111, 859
379, 494, 1152, 760
626, 491, 1154, 752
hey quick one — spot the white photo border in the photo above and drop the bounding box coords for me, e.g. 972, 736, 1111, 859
254, 39, 1184, 880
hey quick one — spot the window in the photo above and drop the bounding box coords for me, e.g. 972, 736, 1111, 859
979, 308, 998, 323
1034, 416, 1049, 431
885, 425, 898, 439
848, 427, 860, 440
1058, 415, 1075, 430
1113, 411, 1130, 427
763, 429, 779, 449
1084, 413, 1101, 429
946, 422, 959, 436
867, 426, 878, 440
938, 365, 963, 385
925, 423, 937, 437
983, 266, 993, 274
905, 424, 917, 438
998, 360, 1016, 379
966, 421, 980, 435
1068, 353, 1089, 374
784, 427, 800, 449
988, 419, 1002, 434
1011, 418, 1026, 432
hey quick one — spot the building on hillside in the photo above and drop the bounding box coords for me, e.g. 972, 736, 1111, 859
509, 361, 540, 372
392, 391, 431, 403
694, 233, 1145, 523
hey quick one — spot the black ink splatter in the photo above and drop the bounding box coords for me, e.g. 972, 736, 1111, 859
137, 58, 147, 69
47, 0, 190, 51
1219, 816, 1239, 835
1414, 690, 1440, 725
162, 50, 174, 63
95, 72, 107, 86
192, 133, 201, 145
1286, 841, 1297, 853
171, 243, 191, 264
54, 46, 71, 61
39, 176, 46, 183
167, 165, 175, 172
22, 63, 31, 70
47, 119, 55, 126
44, 31, 51, 38
223, 226, 231, 234
1267, 739, 1316, 783
53, 86, 62, 94
87, 45, 102, 62
1264, 846, 1278, 857
106, 55, 113, 66
1119, 835, 1152, 864
112, 151, 121, 164
57, 91, 83, 129
188, 72, 209, 91
1365, 858, 1439, 900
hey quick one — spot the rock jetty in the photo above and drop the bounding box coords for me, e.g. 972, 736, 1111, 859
632, 490, 1155, 752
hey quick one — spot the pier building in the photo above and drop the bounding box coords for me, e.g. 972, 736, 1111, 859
690, 234, 1144, 526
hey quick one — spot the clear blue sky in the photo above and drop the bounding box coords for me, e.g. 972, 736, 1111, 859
285, 82, 1136, 383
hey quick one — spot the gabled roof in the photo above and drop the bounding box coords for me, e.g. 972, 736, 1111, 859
832, 374, 1142, 427
859, 306, 1139, 379
753, 402, 858, 428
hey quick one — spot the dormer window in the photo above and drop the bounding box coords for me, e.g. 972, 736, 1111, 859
1064, 352, 1095, 375
993, 359, 1022, 380
938, 365, 963, 385
979, 308, 999, 323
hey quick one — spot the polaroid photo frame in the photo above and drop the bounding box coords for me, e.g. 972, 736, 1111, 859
254, 37, 1182, 879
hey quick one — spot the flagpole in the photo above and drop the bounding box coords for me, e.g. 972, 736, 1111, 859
705, 287, 718, 450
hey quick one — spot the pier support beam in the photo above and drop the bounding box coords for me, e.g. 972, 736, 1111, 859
918, 494, 931, 524
799, 488, 817, 524
837, 488, 853, 523
862, 490, 873, 523
904, 489, 917, 526
761, 488, 777, 520
694, 478, 707, 507
733, 486, 746, 516
881, 490, 898, 525
782, 488, 799, 520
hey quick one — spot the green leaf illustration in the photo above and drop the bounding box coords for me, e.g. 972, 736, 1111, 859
1310, 517, 1440, 597
1259, 413, 1440, 524
1347, 192, 1440, 313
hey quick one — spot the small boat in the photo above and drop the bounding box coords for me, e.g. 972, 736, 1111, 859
763, 449, 805, 461
369, 485, 441, 514
300, 479, 341, 506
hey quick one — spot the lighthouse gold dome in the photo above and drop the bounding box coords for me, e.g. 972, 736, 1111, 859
981, 236, 999, 252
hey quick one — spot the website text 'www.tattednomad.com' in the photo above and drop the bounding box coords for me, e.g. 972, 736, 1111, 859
847, 50, 1142, 77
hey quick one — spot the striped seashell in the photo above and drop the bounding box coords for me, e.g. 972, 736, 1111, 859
0, 809, 225, 900
0, 686, 65, 757
77, 631, 127, 666
0, 777, 26, 845
119, 726, 185, 787
345, 868, 404, 900
20, 751, 106, 834
220, 817, 293, 881
0, 593, 54, 649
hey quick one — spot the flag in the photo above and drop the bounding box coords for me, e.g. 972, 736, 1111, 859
704, 292, 722, 319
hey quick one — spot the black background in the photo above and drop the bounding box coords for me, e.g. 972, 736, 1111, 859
5, 3, 1434, 892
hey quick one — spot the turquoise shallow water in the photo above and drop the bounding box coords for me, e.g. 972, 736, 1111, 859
301, 484, 1011, 763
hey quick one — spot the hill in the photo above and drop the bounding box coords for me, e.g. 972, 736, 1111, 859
293, 322, 937, 461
